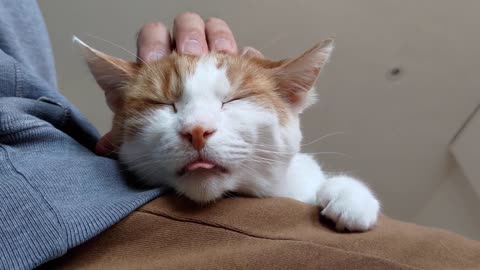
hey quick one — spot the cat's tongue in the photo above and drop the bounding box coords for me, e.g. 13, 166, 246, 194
186, 161, 215, 171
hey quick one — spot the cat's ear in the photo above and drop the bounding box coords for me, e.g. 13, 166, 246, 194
73, 36, 138, 112
273, 39, 334, 112
241, 47, 264, 59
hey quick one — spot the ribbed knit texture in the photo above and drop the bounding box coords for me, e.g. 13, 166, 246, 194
0, 1, 165, 269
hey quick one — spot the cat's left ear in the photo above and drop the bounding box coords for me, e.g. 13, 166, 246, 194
73, 36, 138, 112
273, 39, 334, 112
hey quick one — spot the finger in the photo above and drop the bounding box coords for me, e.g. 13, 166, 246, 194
173, 12, 208, 55
241, 46, 264, 58
95, 132, 116, 156
205, 17, 237, 54
137, 22, 172, 63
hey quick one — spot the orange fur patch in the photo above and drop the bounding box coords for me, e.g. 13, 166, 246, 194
109, 53, 293, 149
217, 54, 290, 124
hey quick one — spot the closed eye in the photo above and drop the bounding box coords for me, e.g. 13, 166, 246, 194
221, 97, 243, 109
144, 99, 177, 113
222, 93, 260, 107
223, 97, 243, 105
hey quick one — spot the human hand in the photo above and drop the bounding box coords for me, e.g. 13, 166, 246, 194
95, 12, 262, 155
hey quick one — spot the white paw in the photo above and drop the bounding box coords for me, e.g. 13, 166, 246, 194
316, 176, 380, 232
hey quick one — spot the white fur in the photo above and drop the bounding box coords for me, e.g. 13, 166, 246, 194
119, 55, 379, 231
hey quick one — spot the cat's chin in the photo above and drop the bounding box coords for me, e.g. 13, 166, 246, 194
175, 173, 230, 204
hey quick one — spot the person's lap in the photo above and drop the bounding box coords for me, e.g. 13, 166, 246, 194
44, 195, 480, 270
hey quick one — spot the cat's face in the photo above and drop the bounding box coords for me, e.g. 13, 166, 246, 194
76, 37, 333, 203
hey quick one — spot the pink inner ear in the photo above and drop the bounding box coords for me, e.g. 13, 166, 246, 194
273, 40, 333, 110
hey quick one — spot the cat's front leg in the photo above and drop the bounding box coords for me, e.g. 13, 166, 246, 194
316, 175, 380, 231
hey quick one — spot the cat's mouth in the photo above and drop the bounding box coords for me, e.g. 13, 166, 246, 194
178, 159, 228, 176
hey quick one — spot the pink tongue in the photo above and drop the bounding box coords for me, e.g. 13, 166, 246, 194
186, 161, 215, 171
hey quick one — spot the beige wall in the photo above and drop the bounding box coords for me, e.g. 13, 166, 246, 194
39, 0, 480, 239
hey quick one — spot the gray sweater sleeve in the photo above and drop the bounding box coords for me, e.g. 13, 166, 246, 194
0, 0, 58, 90
0, 1, 165, 269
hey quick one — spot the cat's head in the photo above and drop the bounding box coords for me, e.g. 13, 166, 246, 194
76, 37, 333, 203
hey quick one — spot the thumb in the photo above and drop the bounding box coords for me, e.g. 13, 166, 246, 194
95, 131, 117, 156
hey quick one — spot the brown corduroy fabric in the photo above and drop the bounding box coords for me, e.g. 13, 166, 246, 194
45, 195, 480, 270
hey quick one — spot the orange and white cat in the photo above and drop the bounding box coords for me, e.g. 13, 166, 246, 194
75, 36, 379, 231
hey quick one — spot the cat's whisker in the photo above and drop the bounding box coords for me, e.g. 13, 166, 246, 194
300, 132, 346, 147
222, 151, 250, 157
85, 33, 154, 70
254, 148, 294, 155
120, 155, 180, 164
253, 147, 350, 158
269, 151, 346, 159
305, 151, 352, 158
246, 131, 345, 149
245, 155, 291, 166
249, 159, 290, 167
239, 163, 263, 180
123, 156, 186, 168
250, 155, 287, 163
221, 143, 250, 149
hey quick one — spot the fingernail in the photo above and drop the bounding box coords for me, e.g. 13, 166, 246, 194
146, 48, 165, 61
183, 39, 203, 55
214, 38, 232, 52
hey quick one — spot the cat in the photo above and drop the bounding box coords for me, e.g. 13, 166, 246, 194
75, 36, 380, 232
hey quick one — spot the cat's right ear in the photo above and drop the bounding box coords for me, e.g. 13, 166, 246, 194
73, 36, 138, 112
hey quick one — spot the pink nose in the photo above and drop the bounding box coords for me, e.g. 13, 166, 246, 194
181, 126, 216, 151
